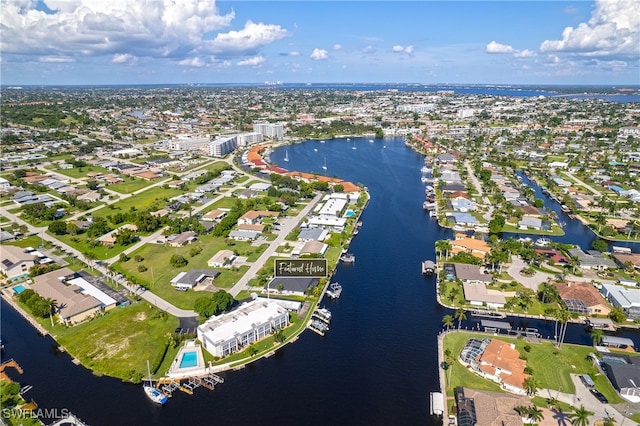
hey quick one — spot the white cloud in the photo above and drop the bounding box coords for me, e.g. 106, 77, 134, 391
178, 57, 205, 67
486, 41, 515, 54
513, 49, 537, 59
203, 21, 290, 55
288, 51, 301, 57
112, 53, 136, 63
310, 48, 328, 60
333, 44, 342, 50
0, 1, 289, 60
540, 0, 640, 58
237, 56, 265, 67
39, 55, 75, 63
362, 45, 375, 54
392, 45, 414, 55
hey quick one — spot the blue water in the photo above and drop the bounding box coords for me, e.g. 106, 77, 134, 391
179, 351, 198, 369
1, 137, 639, 426
12, 284, 26, 294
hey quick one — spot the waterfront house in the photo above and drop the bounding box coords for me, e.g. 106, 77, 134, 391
454, 388, 532, 426
600, 354, 640, 402
612, 253, 640, 271
518, 216, 543, 231
463, 283, 506, 309
299, 241, 328, 256
553, 281, 611, 316
31, 267, 117, 326
1, 246, 35, 281
197, 299, 289, 357
599, 284, 640, 320
450, 235, 490, 259
567, 248, 617, 271
449, 212, 477, 227
459, 338, 529, 395
265, 277, 319, 297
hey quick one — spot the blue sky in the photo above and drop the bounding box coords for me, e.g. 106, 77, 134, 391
1, 0, 638, 85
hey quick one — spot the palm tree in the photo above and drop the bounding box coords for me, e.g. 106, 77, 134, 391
435, 239, 452, 260
528, 405, 544, 423
442, 314, 454, 330
454, 308, 467, 330
569, 405, 594, 426
555, 308, 572, 349
523, 376, 539, 397
590, 328, 604, 346
546, 396, 559, 411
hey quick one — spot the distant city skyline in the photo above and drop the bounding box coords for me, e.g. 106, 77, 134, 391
1, 0, 639, 86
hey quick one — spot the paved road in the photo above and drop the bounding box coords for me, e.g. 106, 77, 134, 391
0, 207, 197, 318
228, 192, 324, 297
562, 171, 602, 197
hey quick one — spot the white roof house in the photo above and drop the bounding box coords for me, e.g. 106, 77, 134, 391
197, 299, 289, 357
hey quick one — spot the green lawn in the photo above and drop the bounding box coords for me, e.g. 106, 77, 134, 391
91, 186, 183, 218
111, 236, 262, 310
21, 301, 178, 381
107, 177, 158, 194
47, 164, 111, 179
502, 223, 565, 236
52, 232, 136, 261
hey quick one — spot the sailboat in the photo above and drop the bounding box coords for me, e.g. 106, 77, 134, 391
322, 157, 327, 171
143, 360, 168, 405
352, 140, 357, 150
284, 150, 289, 162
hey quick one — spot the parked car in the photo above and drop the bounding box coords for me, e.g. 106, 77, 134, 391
590, 388, 608, 403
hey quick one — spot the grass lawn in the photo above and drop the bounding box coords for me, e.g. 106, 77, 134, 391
502, 223, 565, 236
111, 236, 262, 310
52, 232, 135, 261
107, 177, 158, 194
443, 331, 621, 403
22, 301, 178, 381
92, 186, 183, 218
46, 164, 111, 179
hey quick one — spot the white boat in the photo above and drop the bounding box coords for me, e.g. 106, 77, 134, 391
429, 210, 437, 218
314, 148, 318, 152
322, 157, 327, 170
534, 238, 551, 247
320, 140, 325, 143
369, 139, 374, 143
144, 360, 168, 405
284, 150, 289, 162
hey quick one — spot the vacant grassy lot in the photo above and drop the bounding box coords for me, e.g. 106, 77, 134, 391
443, 331, 621, 403
47, 164, 111, 179
24, 301, 178, 381
92, 186, 182, 218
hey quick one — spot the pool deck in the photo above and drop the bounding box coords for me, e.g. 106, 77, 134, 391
167, 340, 208, 379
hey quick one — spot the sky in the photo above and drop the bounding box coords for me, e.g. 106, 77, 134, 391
1, 0, 639, 85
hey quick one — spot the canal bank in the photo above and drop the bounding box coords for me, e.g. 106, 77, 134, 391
3, 137, 640, 426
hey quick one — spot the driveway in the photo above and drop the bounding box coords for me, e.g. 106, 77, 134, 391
505, 256, 556, 291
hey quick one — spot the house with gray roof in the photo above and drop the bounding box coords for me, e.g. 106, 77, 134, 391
568, 248, 617, 270
600, 283, 640, 320
265, 277, 319, 297
171, 269, 220, 290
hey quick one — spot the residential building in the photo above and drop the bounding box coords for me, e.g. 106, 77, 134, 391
170, 269, 220, 290
197, 299, 289, 357
1, 246, 35, 280
600, 284, 640, 320
207, 250, 236, 268
31, 267, 117, 326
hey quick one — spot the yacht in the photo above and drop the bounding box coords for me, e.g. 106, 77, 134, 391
534, 238, 551, 247
284, 150, 289, 162
322, 157, 327, 170
144, 360, 168, 405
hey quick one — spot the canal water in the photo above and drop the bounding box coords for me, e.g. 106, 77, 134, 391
2, 137, 639, 425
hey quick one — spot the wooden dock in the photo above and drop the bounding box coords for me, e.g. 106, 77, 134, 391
0, 359, 24, 382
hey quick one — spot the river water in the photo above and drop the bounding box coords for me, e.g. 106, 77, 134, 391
2, 137, 639, 425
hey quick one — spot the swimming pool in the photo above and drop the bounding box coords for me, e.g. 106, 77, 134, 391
344, 210, 355, 218
12, 285, 26, 294
179, 351, 198, 369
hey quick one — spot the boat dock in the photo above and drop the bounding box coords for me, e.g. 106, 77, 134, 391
155, 372, 225, 397
0, 358, 23, 382
308, 319, 329, 336
325, 282, 342, 300
422, 260, 436, 275
340, 253, 356, 263
312, 308, 332, 324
